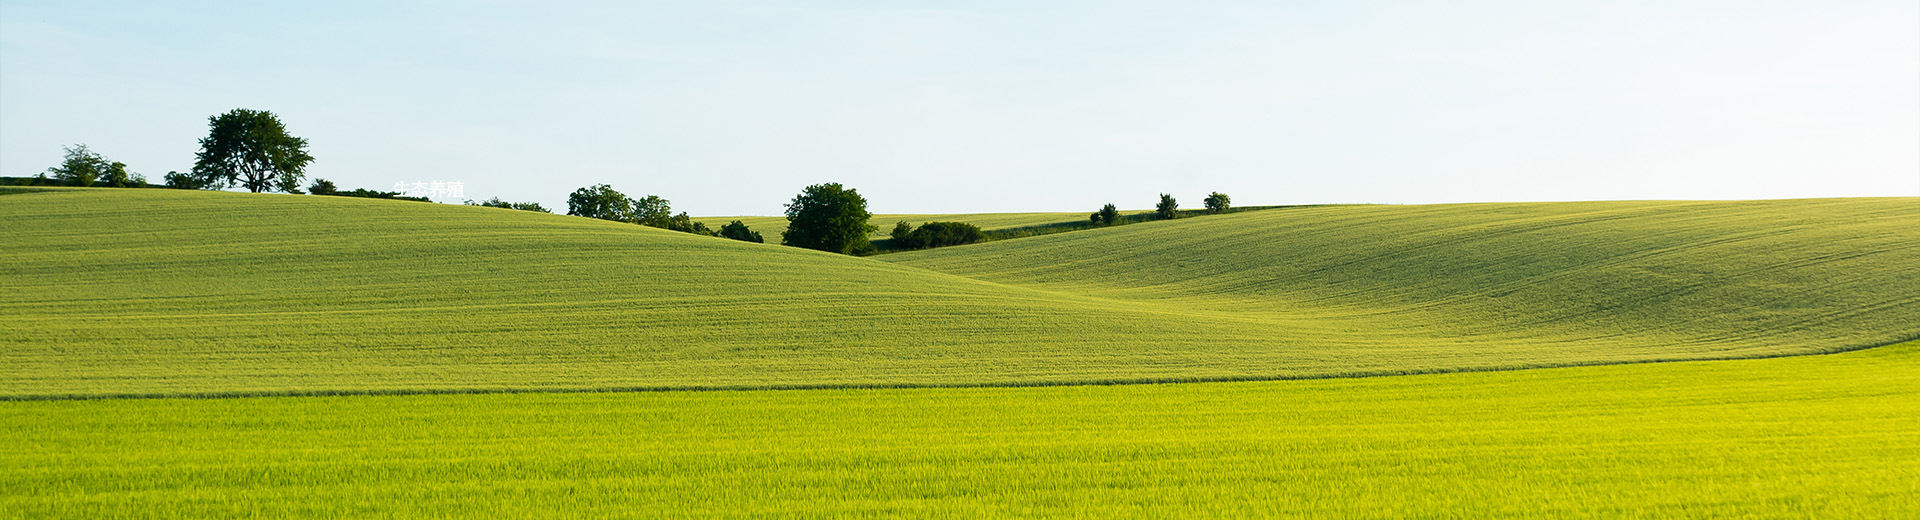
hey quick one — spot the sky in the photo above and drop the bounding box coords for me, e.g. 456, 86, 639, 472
3, 1, 1916, 215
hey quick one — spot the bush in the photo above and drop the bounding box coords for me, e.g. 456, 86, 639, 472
719, 220, 764, 243
891, 221, 914, 242
1155, 194, 1179, 220
163, 171, 206, 190
1090, 204, 1120, 225
895, 221, 985, 250
467, 197, 550, 213
308, 179, 339, 196
666, 212, 715, 235
1204, 192, 1230, 214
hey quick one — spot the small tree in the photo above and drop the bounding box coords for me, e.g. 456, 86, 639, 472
1203, 192, 1231, 214
45, 144, 110, 186
163, 171, 205, 190
781, 182, 877, 255
1155, 193, 1179, 220
190, 108, 314, 193
101, 161, 143, 188
567, 184, 633, 222
1093, 204, 1120, 225
891, 221, 914, 242
719, 220, 764, 243
308, 179, 339, 195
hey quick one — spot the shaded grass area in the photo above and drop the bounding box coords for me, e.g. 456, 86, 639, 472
3, 189, 1916, 398
4, 342, 1915, 518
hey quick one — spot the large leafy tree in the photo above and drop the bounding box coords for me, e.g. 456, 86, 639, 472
567, 184, 635, 221
781, 182, 877, 255
44, 144, 111, 186
191, 109, 314, 193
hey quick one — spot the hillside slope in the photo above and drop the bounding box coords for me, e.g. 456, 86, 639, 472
885, 199, 1920, 353
3, 189, 1915, 397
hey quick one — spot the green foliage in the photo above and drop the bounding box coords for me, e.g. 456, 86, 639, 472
667, 212, 715, 235
891, 221, 913, 242
1204, 192, 1230, 214
894, 221, 986, 250
1155, 193, 1179, 220
718, 220, 764, 243
2, 191, 1914, 398
190, 108, 314, 193
632, 195, 673, 229
307, 179, 338, 196
5, 344, 1917, 517
162, 171, 205, 190
566, 184, 633, 222
45, 144, 107, 187
781, 182, 877, 255
1090, 203, 1120, 225
467, 197, 549, 213
329, 189, 429, 202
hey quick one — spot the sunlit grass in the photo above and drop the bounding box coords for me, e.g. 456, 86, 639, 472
4, 341, 1914, 518
2, 189, 1914, 397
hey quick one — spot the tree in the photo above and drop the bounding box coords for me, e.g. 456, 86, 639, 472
45, 144, 110, 186
1155, 193, 1179, 220
190, 109, 314, 193
1090, 203, 1120, 225
163, 171, 206, 190
632, 195, 672, 228
781, 182, 876, 255
1203, 192, 1231, 214
308, 179, 339, 196
666, 212, 714, 235
101, 161, 143, 188
567, 184, 633, 222
719, 220, 764, 243
891, 221, 914, 242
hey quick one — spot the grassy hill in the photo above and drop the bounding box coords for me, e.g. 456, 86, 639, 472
6, 340, 1915, 517
2, 188, 1915, 398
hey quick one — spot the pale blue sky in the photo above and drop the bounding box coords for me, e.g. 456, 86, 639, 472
3, 1, 1915, 215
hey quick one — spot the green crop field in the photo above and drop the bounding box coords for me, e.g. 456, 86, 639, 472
5, 341, 1915, 518
2, 188, 1915, 398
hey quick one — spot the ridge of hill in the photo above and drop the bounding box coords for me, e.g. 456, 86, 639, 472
3, 188, 1914, 398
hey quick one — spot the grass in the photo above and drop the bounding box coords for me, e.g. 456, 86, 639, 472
4, 340, 1915, 518
2, 188, 1915, 398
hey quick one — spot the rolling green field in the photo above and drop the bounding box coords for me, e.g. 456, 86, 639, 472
2, 188, 1915, 397
5, 341, 1915, 518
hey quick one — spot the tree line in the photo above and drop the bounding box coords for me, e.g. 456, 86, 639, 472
32, 107, 1241, 256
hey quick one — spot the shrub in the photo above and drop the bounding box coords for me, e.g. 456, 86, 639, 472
1091, 204, 1120, 225
1204, 192, 1231, 214
667, 212, 715, 236
308, 179, 339, 196
719, 220, 764, 243
1156, 194, 1179, 220
896, 221, 985, 250
468, 197, 550, 213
